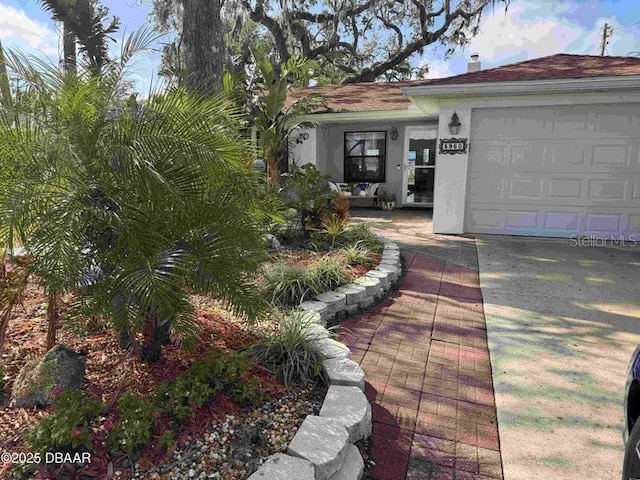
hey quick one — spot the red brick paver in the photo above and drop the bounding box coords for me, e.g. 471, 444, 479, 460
338, 252, 503, 480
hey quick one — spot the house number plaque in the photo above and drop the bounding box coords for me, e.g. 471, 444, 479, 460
439, 138, 468, 155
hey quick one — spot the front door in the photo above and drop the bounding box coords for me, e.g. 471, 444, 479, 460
404, 127, 437, 206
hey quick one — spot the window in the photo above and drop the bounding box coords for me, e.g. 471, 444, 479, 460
344, 131, 386, 182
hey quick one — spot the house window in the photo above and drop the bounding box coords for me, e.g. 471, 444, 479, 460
344, 131, 386, 182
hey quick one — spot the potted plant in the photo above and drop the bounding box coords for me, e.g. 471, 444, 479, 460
380, 189, 397, 211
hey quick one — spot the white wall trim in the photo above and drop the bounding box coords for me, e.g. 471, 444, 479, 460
403, 75, 640, 97
293, 110, 435, 125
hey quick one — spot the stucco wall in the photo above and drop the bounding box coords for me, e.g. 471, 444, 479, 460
315, 120, 434, 207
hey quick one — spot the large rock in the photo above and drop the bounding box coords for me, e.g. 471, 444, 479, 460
315, 291, 347, 315
11, 345, 85, 408
288, 416, 350, 480
320, 385, 372, 442
328, 444, 365, 480
248, 453, 314, 480
323, 358, 365, 390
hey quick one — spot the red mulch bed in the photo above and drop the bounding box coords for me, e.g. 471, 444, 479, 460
0, 271, 285, 479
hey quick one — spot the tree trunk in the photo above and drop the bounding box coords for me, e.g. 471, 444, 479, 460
182, 0, 226, 96
62, 20, 76, 73
46, 292, 60, 351
0, 39, 11, 110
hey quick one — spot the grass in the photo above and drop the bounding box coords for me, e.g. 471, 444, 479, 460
310, 256, 350, 291
253, 311, 325, 387
261, 261, 321, 305
341, 241, 378, 268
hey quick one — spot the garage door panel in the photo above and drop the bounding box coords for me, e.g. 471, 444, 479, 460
587, 180, 627, 201
473, 139, 640, 173
583, 213, 623, 235
548, 178, 583, 200
543, 211, 581, 231
592, 143, 632, 166
594, 107, 640, 137
466, 105, 640, 239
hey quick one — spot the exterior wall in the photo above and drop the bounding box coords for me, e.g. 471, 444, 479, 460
315, 120, 434, 207
288, 127, 317, 167
432, 108, 472, 233
429, 90, 640, 234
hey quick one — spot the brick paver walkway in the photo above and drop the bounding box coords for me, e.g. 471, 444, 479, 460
338, 249, 504, 480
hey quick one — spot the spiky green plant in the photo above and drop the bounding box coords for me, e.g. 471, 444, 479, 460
261, 260, 321, 306
341, 241, 378, 268
310, 256, 350, 291
0, 31, 271, 361
337, 222, 384, 253
253, 310, 325, 387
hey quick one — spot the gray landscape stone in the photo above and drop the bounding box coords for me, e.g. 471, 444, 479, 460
320, 385, 372, 442
295, 308, 324, 326
379, 258, 400, 266
247, 453, 315, 480
300, 300, 329, 326
304, 322, 331, 340
374, 264, 399, 282
383, 242, 399, 250
315, 337, 350, 359
366, 270, 390, 290
287, 416, 350, 480
11, 345, 85, 408
315, 291, 347, 315
353, 276, 380, 296
382, 251, 401, 261
328, 444, 365, 480
344, 303, 359, 315
358, 297, 375, 309
323, 358, 366, 390
336, 284, 367, 305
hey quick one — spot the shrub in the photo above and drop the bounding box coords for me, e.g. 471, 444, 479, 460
253, 312, 325, 387
320, 214, 349, 247
330, 194, 351, 220
284, 164, 331, 232
155, 351, 265, 423
109, 391, 159, 456
342, 241, 378, 268
261, 260, 321, 305
26, 390, 102, 455
310, 256, 350, 291
337, 223, 383, 253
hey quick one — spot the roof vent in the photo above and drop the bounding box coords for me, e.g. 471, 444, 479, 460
468, 53, 481, 73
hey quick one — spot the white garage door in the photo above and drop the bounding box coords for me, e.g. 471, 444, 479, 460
466, 104, 640, 239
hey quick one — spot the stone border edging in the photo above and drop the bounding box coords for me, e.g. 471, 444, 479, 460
249, 238, 403, 480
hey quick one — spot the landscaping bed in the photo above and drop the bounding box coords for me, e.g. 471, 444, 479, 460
0, 275, 326, 480
0, 220, 385, 479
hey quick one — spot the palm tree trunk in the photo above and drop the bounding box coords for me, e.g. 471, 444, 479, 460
62, 21, 76, 73
45, 292, 60, 351
182, 0, 226, 95
0, 39, 11, 111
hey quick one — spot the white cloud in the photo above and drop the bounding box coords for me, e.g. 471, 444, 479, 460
0, 4, 58, 55
469, 0, 584, 66
423, 59, 458, 79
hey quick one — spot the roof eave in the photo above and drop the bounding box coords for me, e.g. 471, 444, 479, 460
291, 108, 434, 125
403, 75, 640, 97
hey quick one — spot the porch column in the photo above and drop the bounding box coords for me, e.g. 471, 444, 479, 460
433, 107, 471, 234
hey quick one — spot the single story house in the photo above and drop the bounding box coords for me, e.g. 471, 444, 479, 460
287, 53, 640, 239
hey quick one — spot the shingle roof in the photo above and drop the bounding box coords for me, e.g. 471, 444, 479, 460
286, 80, 424, 113
287, 54, 640, 114
411, 53, 640, 86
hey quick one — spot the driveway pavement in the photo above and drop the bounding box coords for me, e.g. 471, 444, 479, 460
476, 236, 640, 480
349, 208, 640, 479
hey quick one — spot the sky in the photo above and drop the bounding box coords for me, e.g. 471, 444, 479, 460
1, 0, 640, 92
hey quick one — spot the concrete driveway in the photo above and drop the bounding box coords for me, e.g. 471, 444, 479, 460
476, 236, 640, 480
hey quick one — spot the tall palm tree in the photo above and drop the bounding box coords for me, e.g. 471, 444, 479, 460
39, 0, 119, 73
0, 30, 269, 361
